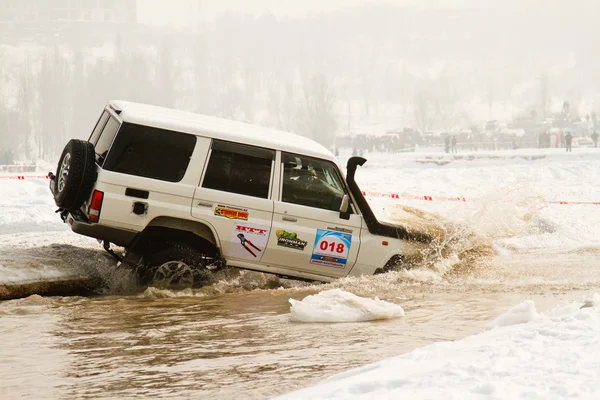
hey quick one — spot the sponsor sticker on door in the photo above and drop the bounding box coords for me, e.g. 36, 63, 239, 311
229, 222, 270, 260
310, 229, 352, 269
214, 205, 249, 220
276, 230, 307, 251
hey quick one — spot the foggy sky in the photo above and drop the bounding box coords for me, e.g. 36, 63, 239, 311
3, 0, 600, 162
138, 0, 471, 25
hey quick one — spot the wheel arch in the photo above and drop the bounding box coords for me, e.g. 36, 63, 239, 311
373, 252, 406, 275
130, 217, 222, 258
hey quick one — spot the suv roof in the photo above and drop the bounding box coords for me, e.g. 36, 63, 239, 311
110, 100, 336, 162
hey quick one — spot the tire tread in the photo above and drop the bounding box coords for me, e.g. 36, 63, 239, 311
54, 139, 97, 210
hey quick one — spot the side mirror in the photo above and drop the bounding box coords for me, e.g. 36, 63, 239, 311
339, 194, 350, 220
339, 194, 349, 213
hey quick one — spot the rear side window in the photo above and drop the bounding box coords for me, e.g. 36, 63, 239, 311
103, 123, 196, 182
88, 111, 109, 146
94, 116, 121, 166
202, 140, 274, 199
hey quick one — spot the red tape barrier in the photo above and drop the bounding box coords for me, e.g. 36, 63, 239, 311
0, 176, 597, 205
361, 191, 600, 206
362, 191, 467, 202
0, 175, 49, 180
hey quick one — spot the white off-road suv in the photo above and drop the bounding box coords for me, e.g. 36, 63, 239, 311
50, 101, 432, 287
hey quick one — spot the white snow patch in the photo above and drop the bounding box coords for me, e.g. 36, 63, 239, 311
289, 289, 405, 323
485, 300, 538, 329
580, 293, 600, 309
279, 296, 600, 399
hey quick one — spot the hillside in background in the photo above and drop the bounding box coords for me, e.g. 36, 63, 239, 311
1, 1, 599, 161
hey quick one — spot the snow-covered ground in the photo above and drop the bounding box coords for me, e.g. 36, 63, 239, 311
280, 293, 600, 399
281, 148, 600, 399
2, 148, 600, 399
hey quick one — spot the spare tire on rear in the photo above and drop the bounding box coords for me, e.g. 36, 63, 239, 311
53, 139, 97, 210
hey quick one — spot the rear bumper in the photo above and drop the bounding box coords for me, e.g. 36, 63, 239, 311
68, 213, 137, 247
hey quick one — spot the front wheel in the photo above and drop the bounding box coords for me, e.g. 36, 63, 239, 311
137, 243, 223, 289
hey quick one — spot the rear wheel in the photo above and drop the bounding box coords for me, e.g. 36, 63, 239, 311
152, 261, 195, 289
138, 243, 222, 289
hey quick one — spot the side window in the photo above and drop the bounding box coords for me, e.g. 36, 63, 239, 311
88, 111, 109, 146
103, 123, 196, 182
202, 140, 274, 199
281, 153, 347, 212
94, 116, 121, 166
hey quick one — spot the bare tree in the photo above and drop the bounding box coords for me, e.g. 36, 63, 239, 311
295, 75, 338, 148
217, 83, 243, 120
156, 42, 176, 108
14, 60, 35, 160
240, 67, 257, 123
0, 103, 17, 164
413, 89, 436, 134
540, 73, 549, 120
267, 76, 296, 132
36, 47, 72, 158
487, 79, 494, 120
435, 75, 463, 132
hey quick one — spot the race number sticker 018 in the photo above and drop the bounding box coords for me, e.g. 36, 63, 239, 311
310, 229, 352, 269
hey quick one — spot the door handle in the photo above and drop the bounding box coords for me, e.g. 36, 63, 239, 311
196, 201, 213, 208
282, 216, 297, 222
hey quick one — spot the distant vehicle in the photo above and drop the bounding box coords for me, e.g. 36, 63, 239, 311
573, 137, 593, 148
485, 120, 498, 131
49, 101, 432, 288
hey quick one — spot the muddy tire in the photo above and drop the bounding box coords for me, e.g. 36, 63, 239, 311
138, 243, 222, 288
53, 139, 97, 210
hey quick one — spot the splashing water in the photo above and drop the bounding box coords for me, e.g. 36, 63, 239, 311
449, 177, 548, 240
376, 178, 549, 277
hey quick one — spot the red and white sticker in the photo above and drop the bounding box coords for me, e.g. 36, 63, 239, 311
229, 222, 270, 261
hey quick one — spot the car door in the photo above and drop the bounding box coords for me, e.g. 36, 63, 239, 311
191, 140, 275, 263
260, 152, 362, 278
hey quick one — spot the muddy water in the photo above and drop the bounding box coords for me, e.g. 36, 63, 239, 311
2, 244, 600, 400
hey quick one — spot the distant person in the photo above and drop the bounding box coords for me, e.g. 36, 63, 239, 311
565, 132, 574, 152
451, 135, 457, 153
591, 131, 599, 148
512, 138, 518, 150
444, 135, 450, 154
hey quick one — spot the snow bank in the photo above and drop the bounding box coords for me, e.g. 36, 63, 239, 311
485, 300, 538, 329
278, 295, 600, 399
0, 178, 66, 235
289, 289, 405, 323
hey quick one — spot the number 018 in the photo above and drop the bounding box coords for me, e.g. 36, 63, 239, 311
319, 240, 345, 253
